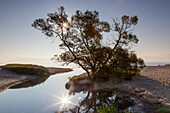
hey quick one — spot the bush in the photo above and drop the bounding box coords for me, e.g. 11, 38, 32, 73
1, 64, 50, 76
93, 66, 140, 82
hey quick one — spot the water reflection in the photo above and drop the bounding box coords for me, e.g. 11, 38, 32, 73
8, 75, 134, 113
10, 76, 50, 89
57, 89, 135, 113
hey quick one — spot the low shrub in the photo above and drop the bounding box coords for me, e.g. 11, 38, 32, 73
93, 66, 140, 82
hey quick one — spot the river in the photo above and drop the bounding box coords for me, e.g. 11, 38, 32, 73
0, 67, 86, 113
0, 61, 157, 113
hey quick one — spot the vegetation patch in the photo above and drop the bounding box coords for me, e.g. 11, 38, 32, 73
97, 104, 131, 113
68, 66, 140, 83
164, 64, 170, 66
0, 64, 50, 76
156, 108, 170, 113
68, 73, 92, 82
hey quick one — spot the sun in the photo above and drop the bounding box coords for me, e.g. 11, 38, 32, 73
62, 23, 68, 28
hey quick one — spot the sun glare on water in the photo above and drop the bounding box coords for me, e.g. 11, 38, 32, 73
62, 97, 69, 104
45, 90, 76, 113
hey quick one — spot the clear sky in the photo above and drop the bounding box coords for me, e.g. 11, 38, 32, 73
0, 0, 170, 64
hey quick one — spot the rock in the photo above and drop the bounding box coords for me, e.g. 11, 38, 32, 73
157, 99, 164, 104
135, 88, 146, 93
65, 82, 71, 89
137, 93, 144, 97
65, 80, 93, 92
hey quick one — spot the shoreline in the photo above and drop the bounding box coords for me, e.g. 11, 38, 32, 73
66, 66, 170, 112
93, 66, 170, 112
68, 66, 170, 105
0, 66, 169, 112
0, 67, 73, 92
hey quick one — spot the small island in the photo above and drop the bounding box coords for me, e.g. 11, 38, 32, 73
0, 64, 73, 92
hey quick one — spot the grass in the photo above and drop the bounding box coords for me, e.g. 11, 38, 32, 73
156, 108, 170, 113
0, 64, 50, 76
68, 73, 93, 82
97, 104, 131, 113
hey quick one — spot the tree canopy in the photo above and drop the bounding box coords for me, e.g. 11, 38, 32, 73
32, 6, 145, 80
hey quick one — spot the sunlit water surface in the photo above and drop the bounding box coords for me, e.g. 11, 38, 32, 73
0, 67, 85, 113
1, 61, 167, 113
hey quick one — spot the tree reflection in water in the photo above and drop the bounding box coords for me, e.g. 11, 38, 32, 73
9, 76, 135, 113
57, 90, 135, 113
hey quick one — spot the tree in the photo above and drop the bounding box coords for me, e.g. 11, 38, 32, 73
32, 6, 145, 80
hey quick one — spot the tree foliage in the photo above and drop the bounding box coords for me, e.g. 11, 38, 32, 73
32, 6, 145, 80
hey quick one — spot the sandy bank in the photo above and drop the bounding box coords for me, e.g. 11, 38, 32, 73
47, 67, 73, 75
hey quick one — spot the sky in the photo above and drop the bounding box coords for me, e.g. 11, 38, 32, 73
0, 0, 170, 64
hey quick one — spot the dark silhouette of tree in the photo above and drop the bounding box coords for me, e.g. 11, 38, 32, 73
32, 7, 110, 79
32, 6, 145, 80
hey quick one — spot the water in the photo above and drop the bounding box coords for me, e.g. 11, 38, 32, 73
58, 90, 135, 113
0, 68, 86, 113
0, 61, 161, 113
146, 62, 170, 66
0, 67, 136, 113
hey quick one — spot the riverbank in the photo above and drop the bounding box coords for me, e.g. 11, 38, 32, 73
93, 66, 170, 112
0, 67, 73, 92
65, 66, 170, 112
